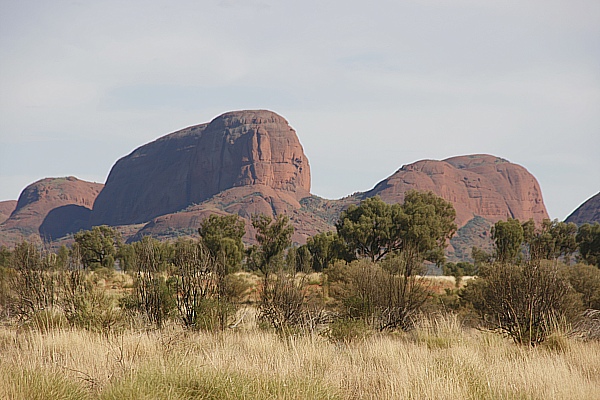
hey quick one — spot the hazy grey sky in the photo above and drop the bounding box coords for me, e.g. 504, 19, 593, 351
1, 0, 599, 220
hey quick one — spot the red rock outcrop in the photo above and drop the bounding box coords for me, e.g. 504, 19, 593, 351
0, 177, 104, 240
91, 110, 311, 226
0, 200, 17, 225
566, 192, 600, 225
130, 185, 333, 245
363, 154, 549, 228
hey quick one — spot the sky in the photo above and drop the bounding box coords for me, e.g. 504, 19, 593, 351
0, 0, 599, 221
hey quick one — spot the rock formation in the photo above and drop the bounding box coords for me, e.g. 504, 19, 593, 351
0, 177, 103, 244
129, 186, 333, 245
91, 110, 310, 226
566, 192, 600, 225
0, 201, 17, 225
0, 111, 556, 262
362, 154, 549, 228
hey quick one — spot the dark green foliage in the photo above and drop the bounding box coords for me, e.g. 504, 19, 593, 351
249, 214, 317, 333
443, 262, 477, 277
336, 191, 456, 265
491, 219, 524, 264
9, 242, 60, 320
335, 196, 397, 262
306, 231, 345, 271
250, 214, 294, 274
522, 219, 578, 262
0, 246, 11, 268
116, 243, 135, 271
128, 237, 176, 329
471, 246, 492, 268
577, 222, 600, 267
199, 214, 246, 273
285, 245, 313, 273
170, 239, 217, 329
565, 263, 600, 309
73, 225, 121, 269
398, 191, 457, 266
62, 275, 125, 334
443, 261, 476, 287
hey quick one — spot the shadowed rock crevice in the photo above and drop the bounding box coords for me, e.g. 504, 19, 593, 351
39, 205, 92, 241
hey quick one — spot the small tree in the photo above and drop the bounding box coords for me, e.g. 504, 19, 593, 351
335, 196, 398, 262
198, 214, 246, 273
306, 231, 345, 271
250, 214, 294, 275
9, 241, 62, 320
377, 248, 431, 331
73, 225, 121, 269
577, 223, 600, 267
522, 219, 578, 262
491, 219, 524, 264
336, 192, 456, 265
285, 245, 313, 273
171, 239, 215, 329
129, 237, 175, 329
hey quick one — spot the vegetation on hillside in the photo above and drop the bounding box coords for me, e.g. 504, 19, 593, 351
0, 190, 600, 397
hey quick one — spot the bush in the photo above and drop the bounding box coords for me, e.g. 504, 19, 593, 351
327, 256, 431, 331
259, 269, 308, 333
565, 263, 600, 310
461, 261, 581, 345
63, 279, 125, 334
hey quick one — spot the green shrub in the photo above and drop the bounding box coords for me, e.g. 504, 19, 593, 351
565, 263, 600, 309
462, 261, 581, 345
63, 281, 125, 334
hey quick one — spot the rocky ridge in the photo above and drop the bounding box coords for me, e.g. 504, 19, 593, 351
0, 201, 17, 225
0, 110, 555, 261
90, 110, 310, 226
362, 154, 548, 227
0, 177, 103, 246
566, 192, 600, 226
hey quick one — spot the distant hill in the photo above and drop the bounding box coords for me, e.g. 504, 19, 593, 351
0, 110, 554, 261
0, 177, 103, 246
90, 110, 310, 227
0, 201, 17, 225
566, 192, 600, 226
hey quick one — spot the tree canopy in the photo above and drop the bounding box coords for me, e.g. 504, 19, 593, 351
73, 225, 121, 269
306, 231, 346, 271
491, 219, 524, 264
336, 191, 456, 264
577, 222, 600, 267
250, 214, 294, 274
198, 214, 246, 273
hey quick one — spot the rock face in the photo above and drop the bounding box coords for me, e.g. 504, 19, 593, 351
362, 154, 549, 228
0, 177, 104, 243
0, 201, 17, 225
566, 192, 600, 225
91, 110, 311, 226
130, 186, 333, 245
0, 111, 555, 263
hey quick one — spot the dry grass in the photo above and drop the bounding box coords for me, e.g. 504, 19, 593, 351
2, 315, 600, 400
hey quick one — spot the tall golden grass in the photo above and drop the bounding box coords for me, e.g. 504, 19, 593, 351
2, 314, 600, 399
